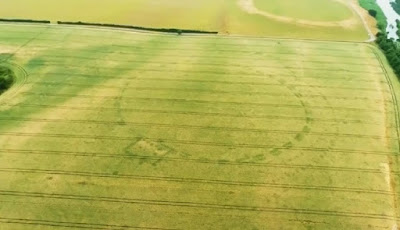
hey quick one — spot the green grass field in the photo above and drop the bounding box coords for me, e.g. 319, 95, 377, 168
0, 0, 369, 40
0, 23, 400, 229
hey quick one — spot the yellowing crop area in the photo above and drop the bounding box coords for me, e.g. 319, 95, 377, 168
253, 0, 353, 21
0, 24, 399, 229
0, 0, 369, 40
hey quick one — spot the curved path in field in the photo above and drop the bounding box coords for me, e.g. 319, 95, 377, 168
0, 62, 28, 105
348, 0, 376, 41
238, 0, 359, 28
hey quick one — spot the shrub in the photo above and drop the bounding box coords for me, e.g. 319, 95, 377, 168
57, 21, 218, 35
368, 9, 377, 18
0, 18, 50, 24
391, 0, 400, 15
376, 33, 400, 77
397, 19, 400, 39
0, 66, 14, 94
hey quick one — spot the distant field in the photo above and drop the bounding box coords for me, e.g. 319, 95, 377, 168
253, 0, 353, 21
0, 0, 369, 40
0, 23, 400, 229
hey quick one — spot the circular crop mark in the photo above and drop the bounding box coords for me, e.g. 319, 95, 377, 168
253, 0, 353, 22
238, 0, 358, 28
0, 65, 15, 94
0, 62, 28, 105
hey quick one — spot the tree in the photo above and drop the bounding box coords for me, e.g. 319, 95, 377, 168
0, 66, 14, 94
368, 9, 377, 18
391, 0, 400, 15
375, 32, 400, 80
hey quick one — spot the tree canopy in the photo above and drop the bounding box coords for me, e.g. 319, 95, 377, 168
0, 66, 14, 94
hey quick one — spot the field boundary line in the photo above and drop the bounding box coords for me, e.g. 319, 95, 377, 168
0, 22, 372, 43
13, 40, 377, 60
369, 45, 400, 227
6, 103, 385, 125
27, 46, 378, 61
369, 46, 400, 149
21, 84, 390, 101
28, 79, 384, 92
30, 70, 387, 84
2, 26, 48, 62
0, 132, 394, 155
0, 149, 382, 172
3, 36, 374, 58
0, 190, 396, 220
0, 168, 391, 195
111, 44, 376, 59
12, 95, 385, 113
0, 31, 365, 52
348, 0, 375, 42
29, 58, 383, 74
29, 62, 384, 79
0, 217, 173, 230
41, 53, 382, 69
0, 117, 392, 140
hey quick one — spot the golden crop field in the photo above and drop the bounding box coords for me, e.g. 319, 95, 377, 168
0, 0, 369, 40
253, 0, 354, 21
0, 23, 399, 229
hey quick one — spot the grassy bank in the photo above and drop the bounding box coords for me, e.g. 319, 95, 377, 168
376, 32, 400, 80
359, 0, 387, 31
